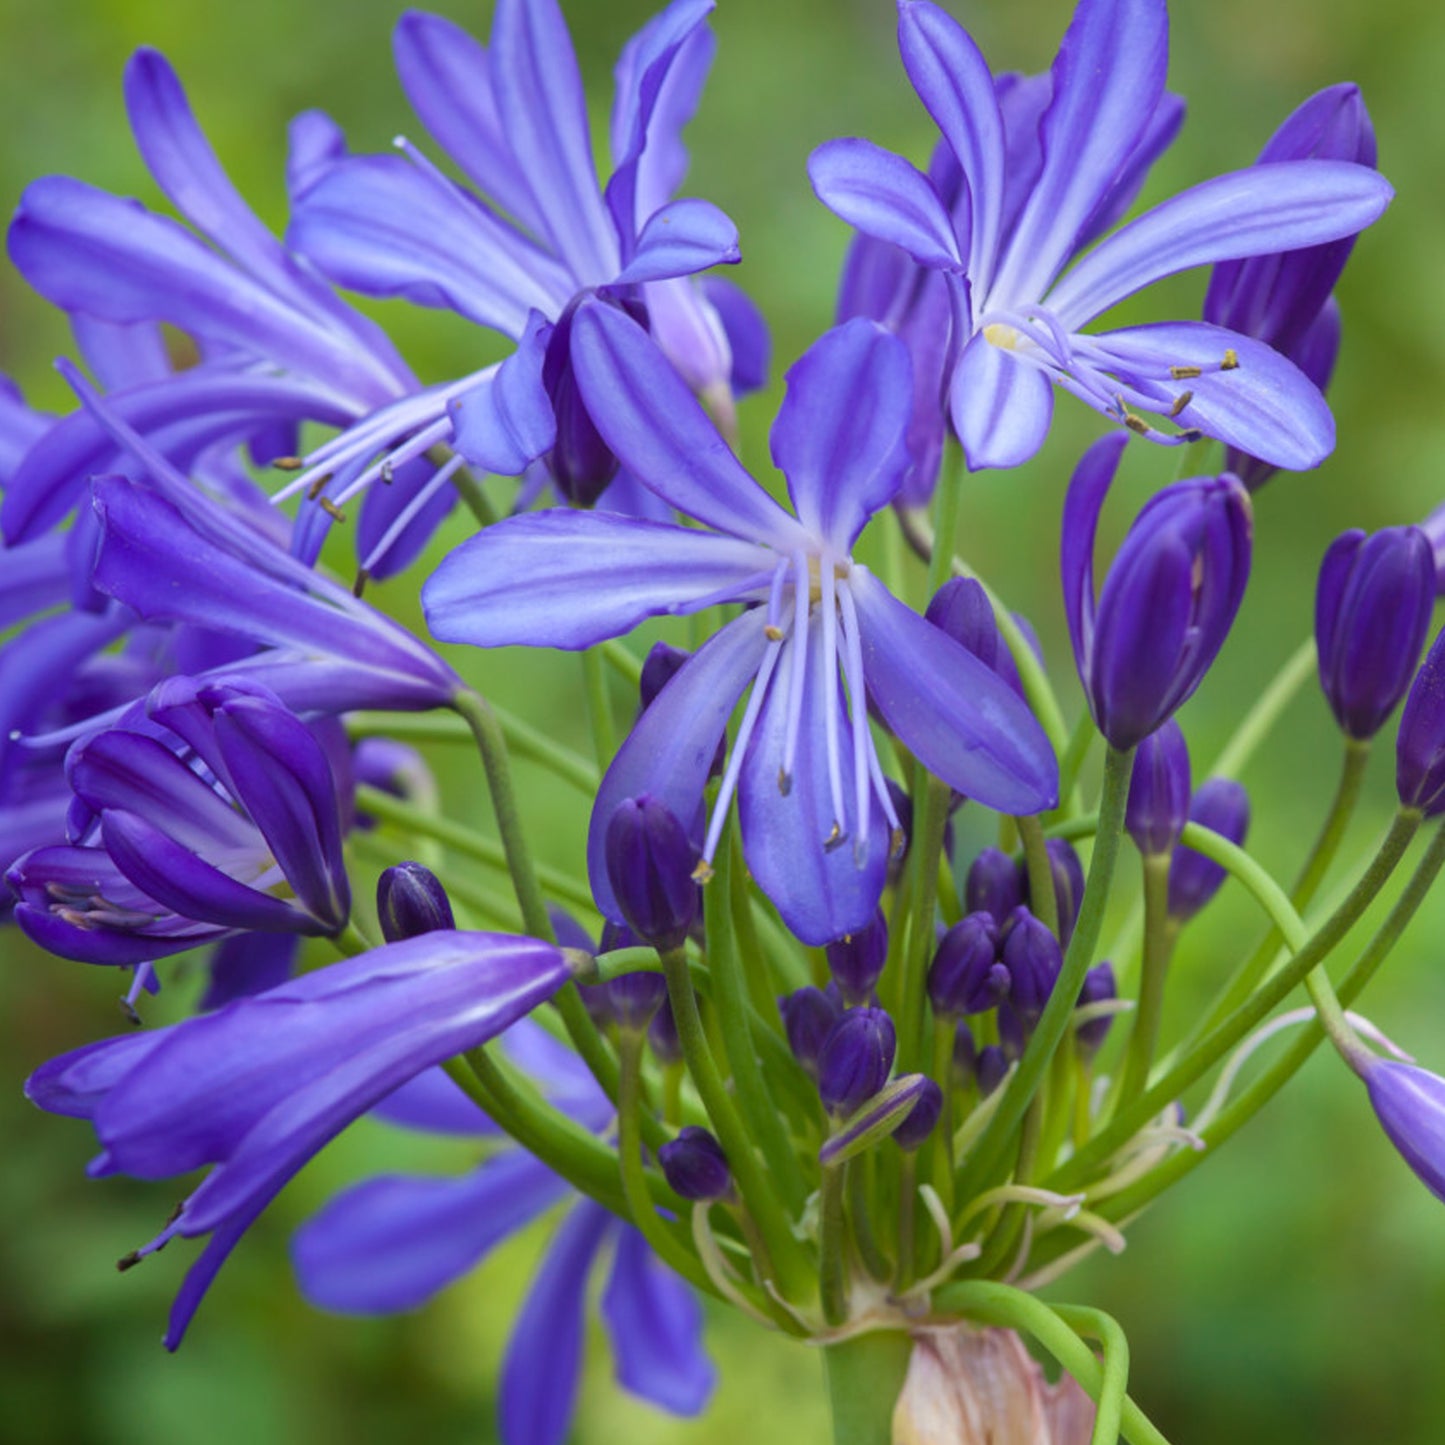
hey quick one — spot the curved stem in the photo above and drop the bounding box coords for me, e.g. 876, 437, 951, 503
1017, 814, 1059, 938
1053, 1303, 1131, 1445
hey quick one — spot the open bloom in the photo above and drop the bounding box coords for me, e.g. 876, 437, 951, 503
424, 305, 1056, 942
809, 0, 1393, 470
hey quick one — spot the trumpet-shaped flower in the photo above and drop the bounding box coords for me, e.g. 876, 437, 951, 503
809, 0, 1393, 471
424, 305, 1057, 943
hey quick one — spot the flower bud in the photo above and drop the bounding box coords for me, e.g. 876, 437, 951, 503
928, 913, 1006, 1016
892, 1078, 943, 1151
658, 1126, 732, 1201
544, 297, 621, 506
1168, 778, 1251, 920
1000, 907, 1061, 1023
976, 1045, 1008, 1096
1042, 838, 1085, 947
1075, 961, 1117, 1057
825, 910, 889, 1005
649, 997, 682, 1065
1316, 527, 1434, 740
964, 847, 1025, 925
640, 642, 724, 777
376, 861, 455, 942
603, 795, 698, 951
780, 985, 841, 1079
606, 970, 668, 1030
1063, 438, 1252, 751
817, 1007, 896, 1116
1125, 719, 1192, 855
925, 577, 1023, 694
952, 1020, 978, 1080
1419, 502, 1445, 596
996, 1003, 1026, 1061
1397, 627, 1445, 815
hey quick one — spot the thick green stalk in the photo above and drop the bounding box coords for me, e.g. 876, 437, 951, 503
1017, 813, 1059, 938
1114, 854, 1177, 1106
958, 744, 1134, 1198
898, 775, 953, 1073
1053, 1304, 1131, 1445
823, 1331, 913, 1445
819, 1163, 851, 1325
581, 648, 617, 770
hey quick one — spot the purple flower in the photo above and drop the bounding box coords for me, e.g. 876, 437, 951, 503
1125, 718, 1192, 855
424, 306, 1056, 943
294, 1021, 713, 1444
1315, 526, 1434, 741
1362, 1059, 1445, 1204
287, 0, 757, 515
25, 931, 576, 1348
809, 0, 1392, 471
377, 861, 456, 942
1062, 434, 1253, 751
817, 1007, 898, 1116
1167, 778, 1251, 921
10, 677, 351, 966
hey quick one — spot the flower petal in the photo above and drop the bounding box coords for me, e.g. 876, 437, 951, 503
1059, 433, 1127, 674
613, 197, 739, 285
569, 302, 809, 547
808, 137, 963, 271
451, 313, 556, 475
200, 933, 300, 1011
948, 334, 1054, 471
771, 319, 911, 551
293, 1152, 569, 1314
850, 570, 1058, 814
602, 1226, 714, 1415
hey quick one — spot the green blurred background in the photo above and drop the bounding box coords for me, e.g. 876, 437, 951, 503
3, 0, 1445, 1440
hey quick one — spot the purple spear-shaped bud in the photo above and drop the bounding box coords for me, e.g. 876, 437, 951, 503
892, 1078, 943, 1152
603, 795, 698, 952
780, 985, 842, 1080
1397, 627, 1445, 816
825, 909, 889, 1006
1075, 962, 1118, 1058
817, 1007, 896, 1116
542, 296, 622, 507
976, 1045, 1009, 1097
964, 846, 1026, 926
658, 1126, 732, 1201
1167, 778, 1252, 921
1361, 1058, 1445, 1204
928, 913, 1006, 1017
1041, 838, 1086, 947
1000, 907, 1061, 1025
1316, 527, 1435, 741
1126, 719, 1192, 856
952, 1020, 978, 1081
377, 862, 455, 942
606, 969, 669, 1031
926, 578, 1023, 696
1063, 437, 1253, 752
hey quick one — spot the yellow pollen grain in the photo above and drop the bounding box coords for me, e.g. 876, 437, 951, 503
1169, 365, 1202, 380
1169, 390, 1194, 418
983, 322, 1021, 350
1220, 349, 1240, 371
764, 623, 784, 641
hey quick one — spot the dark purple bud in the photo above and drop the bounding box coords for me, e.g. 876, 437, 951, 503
928, 913, 1006, 1016
996, 1004, 1026, 1061
606, 970, 668, 1030
1362, 1060, 1445, 1204
780, 986, 842, 1079
892, 1078, 943, 1151
1000, 907, 1062, 1023
1042, 838, 1086, 947
352, 739, 433, 830
976, 1045, 1008, 1096
604, 795, 698, 951
1076, 962, 1117, 1057
377, 861, 455, 943
549, 905, 599, 955
1419, 502, 1445, 596
658, 1126, 732, 1201
1167, 778, 1251, 920
649, 997, 682, 1065
1063, 441, 1253, 752
544, 296, 620, 506
1125, 720, 1192, 855
817, 1007, 896, 1116
952, 1020, 978, 1080
826, 910, 889, 1005
1397, 627, 1445, 816
1316, 527, 1435, 741
965, 847, 1025, 925
639, 641, 693, 710
599, 918, 641, 954
927, 577, 1003, 674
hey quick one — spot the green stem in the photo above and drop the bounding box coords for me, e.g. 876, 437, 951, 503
822, 1331, 913, 1445
333, 921, 374, 957
581, 648, 618, 770
1114, 855, 1176, 1106
932, 1283, 1171, 1445
819, 1163, 850, 1326
1209, 637, 1317, 779
1017, 814, 1059, 938
448, 459, 499, 528
850, 1153, 894, 1281
1053, 1303, 1131, 1445
600, 638, 642, 687
658, 946, 814, 1302
1057, 712, 1098, 819
959, 744, 1134, 1198
898, 775, 952, 1073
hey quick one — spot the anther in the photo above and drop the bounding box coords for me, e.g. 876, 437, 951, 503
1169, 365, 1202, 380
117, 995, 142, 1027
272, 456, 304, 471
1177, 428, 1204, 443
777, 768, 792, 796
352, 568, 370, 599
116, 1251, 143, 1273
691, 859, 715, 885
1169, 391, 1194, 418
320, 497, 347, 522
890, 827, 906, 859
381, 461, 394, 485
1124, 413, 1150, 436
306, 474, 331, 501
764, 624, 784, 642
1220, 349, 1240, 371
823, 822, 848, 852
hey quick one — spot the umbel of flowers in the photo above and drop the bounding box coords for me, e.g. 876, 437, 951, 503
5, 0, 1443, 1442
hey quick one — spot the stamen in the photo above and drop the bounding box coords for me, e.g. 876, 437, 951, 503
330, 415, 452, 508
766, 555, 789, 634
764, 625, 784, 642
779, 550, 811, 789
835, 581, 874, 865
307, 474, 332, 502
818, 561, 849, 844
360, 454, 465, 576
1169, 390, 1194, 418
1221, 348, 1240, 371
352, 569, 370, 599
319, 497, 347, 522
1169, 365, 1202, 380
271, 456, 304, 472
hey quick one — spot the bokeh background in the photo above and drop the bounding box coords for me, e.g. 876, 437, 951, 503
3, 0, 1445, 1440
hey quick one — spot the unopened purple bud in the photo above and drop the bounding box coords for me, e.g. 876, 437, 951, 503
1126, 720, 1192, 855
826, 910, 889, 1005
817, 1007, 896, 1115
544, 298, 620, 506
892, 1078, 943, 1151
928, 913, 1006, 1016
952, 1020, 977, 1080
1000, 907, 1061, 1023
606, 970, 668, 1030
649, 997, 682, 1065
658, 1126, 732, 1201
976, 1045, 1008, 1096
1397, 627, 1445, 816
1363, 1059, 1445, 1204
639, 642, 693, 710
996, 1003, 1026, 1061
1042, 838, 1086, 947
1066, 444, 1252, 751
965, 847, 1025, 925
604, 795, 698, 951
377, 862, 455, 942
1076, 962, 1117, 1057
1316, 527, 1435, 740
927, 578, 1003, 674
1420, 503, 1445, 596
780, 986, 841, 1079
1168, 778, 1251, 920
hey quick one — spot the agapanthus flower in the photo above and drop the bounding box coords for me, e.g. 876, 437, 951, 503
294, 1022, 714, 1445
9, 676, 352, 965
286, 0, 755, 516
424, 305, 1056, 942
809, 0, 1393, 470
25, 930, 576, 1348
